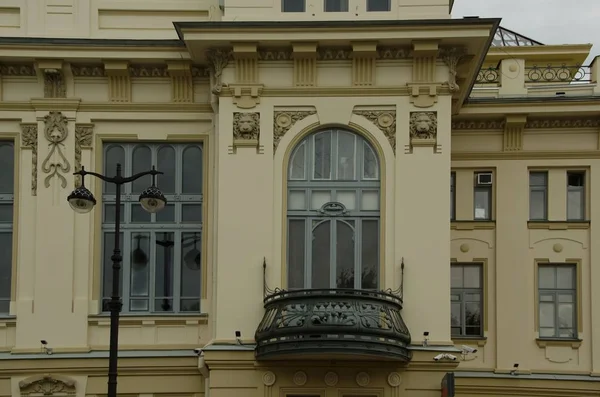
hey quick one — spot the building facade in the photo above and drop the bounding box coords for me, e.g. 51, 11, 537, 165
0, 0, 599, 396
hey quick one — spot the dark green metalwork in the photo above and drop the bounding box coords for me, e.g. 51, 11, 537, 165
255, 286, 412, 361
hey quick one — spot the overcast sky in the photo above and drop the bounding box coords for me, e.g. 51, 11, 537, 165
452, 0, 599, 63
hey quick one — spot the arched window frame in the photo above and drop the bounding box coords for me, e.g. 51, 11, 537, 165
286, 129, 381, 291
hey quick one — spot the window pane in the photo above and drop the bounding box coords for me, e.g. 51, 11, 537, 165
104, 204, 124, 223
0, 204, 12, 223
325, 0, 348, 11
557, 266, 574, 289
463, 266, 480, 288
361, 220, 379, 289
567, 190, 584, 220
130, 232, 150, 311
283, 0, 305, 12
182, 146, 203, 194
156, 204, 175, 222
363, 142, 378, 179
568, 172, 584, 187
451, 303, 461, 326
558, 303, 573, 328
132, 145, 152, 193
155, 232, 175, 312
0, 232, 12, 307
313, 132, 332, 179
529, 172, 547, 186
288, 220, 306, 289
288, 190, 306, 210
131, 204, 151, 223
104, 145, 125, 194
157, 146, 176, 194
290, 142, 306, 180
539, 302, 555, 328
337, 131, 356, 180
311, 190, 331, 210
312, 221, 331, 288
474, 188, 490, 220
182, 204, 202, 223
539, 267, 555, 289
336, 220, 355, 288
539, 327, 555, 338
102, 232, 123, 311
451, 266, 463, 288
181, 232, 201, 312
530, 190, 546, 220
0, 144, 14, 193
361, 190, 379, 210
337, 191, 356, 210
465, 303, 481, 327
367, 0, 390, 11
558, 294, 573, 303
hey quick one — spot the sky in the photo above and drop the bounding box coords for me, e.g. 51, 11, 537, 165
452, 0, 599, 63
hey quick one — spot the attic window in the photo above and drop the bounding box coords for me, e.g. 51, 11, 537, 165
325, 0, 349, 12
283, 0, 305, 12
367, 0, 391, 11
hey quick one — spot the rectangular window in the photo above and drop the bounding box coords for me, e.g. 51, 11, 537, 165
282, 0, 306, 12
474, 172, 492, 220
450, 172, 456, 220
101, 142, 203, 314
529, 171, 548, 220
451, 264, 483, 337
325, 0, 348, 11
367, 0, 391, 11
567, 171, 585, 220
538, 264, 577, 339
0, 142, 14, 315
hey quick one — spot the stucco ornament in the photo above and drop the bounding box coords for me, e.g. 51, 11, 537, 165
387, 372, 402, 387
74, 124, 94, 187
262, 371, 276, 386
440, 47, 467, 93
43, 69, 66, 98
233, 112, 260, 141
206, 49, 232, 95
353, 110, 397, 153
273, 110, 317, 152
19, 374, 76, 396
42, 111, 71, 189
21, 123, 38, 196
409, 112, 438, 140
292, 371, 307, 386
324, 371, 339, 386
356, 372, 370, 387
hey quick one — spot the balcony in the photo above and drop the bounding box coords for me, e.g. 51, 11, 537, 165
254, 288, 412, 361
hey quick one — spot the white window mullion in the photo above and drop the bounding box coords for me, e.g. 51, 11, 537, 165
121, 230, 132, 314
173, 230, 183, 312
149, 230, 157, 313
355, 218, 361, 290
305, 217, 313, 289
330, 219, 336, 289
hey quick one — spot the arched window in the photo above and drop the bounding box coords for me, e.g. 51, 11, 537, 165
287, 129, 380, 290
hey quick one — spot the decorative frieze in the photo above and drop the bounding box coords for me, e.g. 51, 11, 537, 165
525, 118, 600, 128
19, 374, 76, 396
167, 61, 194, 103
408, 42, 440, 108
74, 124, 94, 187
71, 64, 106, 77
353, 110, 397, 153
206, 49, 233, 95
352, 42, 377, 86
273, 110, 317, 152
230, 112, 261, 153
440, 47, 467, 93
20, 123, 38, 196
409, 111, 438, 152
293, 43, 318, 87
129, 65, 169, 78
318, 48, 352, 60
255, 47, 412, 61
42, 111, 71, 189
0, 63, 37, 76
38, 60, 66, 99
104, 61, 131, 102
356, 372, 370, 387
451, 119, 506, 130
503, 115, 527, 151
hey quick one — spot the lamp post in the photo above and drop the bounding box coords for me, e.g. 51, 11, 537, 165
67, 163, 167, 397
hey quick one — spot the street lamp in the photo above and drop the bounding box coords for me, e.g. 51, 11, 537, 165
67, 163, 166, 397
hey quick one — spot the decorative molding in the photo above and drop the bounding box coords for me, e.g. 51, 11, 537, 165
273, 110, 317, 152
356, 372, 370, 387
451, 119, 506, 130
503, 115, 526, 151
378, 46, 412, 59
353, 110, 396, 153
74, 124, 94, 187
167, 62, 194, 103
255, 47, 411, 61
230, 84, 264, 109
440, 47, 467, 93
324, 371, 339, 387
262, 371, 276, 386
42, 111, 71, 189
318, 48, 351, 60
43, 70, 66, 98
257, 50, 293, 61
293, 56, 317, 87
292, 371, 307, 386
536, 338, 582, 349
20, 123, 38, 196
387, 372, 402, 387
206, 49, 233, 95
409, 42, 440, 108
453, 151, 600, 161
526, 118, 600, 128
104, 61, 131, 103
191, 66, 210, 79
70, 64, 106, 77
231, 112, 261, 153
0, 63, 37, 76
408, 111, 438, 153
19, 374, 76, 396
129, 65, 169, 78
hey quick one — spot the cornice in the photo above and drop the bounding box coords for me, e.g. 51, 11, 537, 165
451, 117, 600, 130
455, 384, 600, 397
220, 86, 452, 97
0, 101, 214, 113
70, 64, 209, 79
452, 150, 600, 161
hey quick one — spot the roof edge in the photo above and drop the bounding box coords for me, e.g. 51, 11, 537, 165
0, 37, 184, 48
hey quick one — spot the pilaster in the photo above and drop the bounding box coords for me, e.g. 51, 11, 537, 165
230, 43, 263, 109
351, 42, 377, 87
407, 41, 441, 108
503, 115, 527, 151
103, 60, 131, 102
590, 159, 600, 375
292, 42, 318, 87
167, 61, 194, 103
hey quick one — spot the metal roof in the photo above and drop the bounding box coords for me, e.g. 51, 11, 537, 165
492, 26, 544, 47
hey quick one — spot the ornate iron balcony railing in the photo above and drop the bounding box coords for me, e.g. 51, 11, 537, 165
526, 64, 591, 83
255, 288, 412, 361
476, 67, 500, 84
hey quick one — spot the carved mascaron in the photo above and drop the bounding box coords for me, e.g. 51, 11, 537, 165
409, 112, 437, 140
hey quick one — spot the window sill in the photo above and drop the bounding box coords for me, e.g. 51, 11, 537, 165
528, 221, 590, 230
0, 316, 16, 324
536, 338, 582, 349
452, 336, 487, 347
451, 221, 496, 230
88, 313, 208, 326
